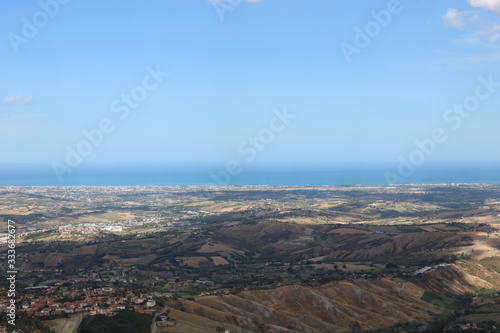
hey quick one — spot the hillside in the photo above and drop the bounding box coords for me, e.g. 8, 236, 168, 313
167, 278, 438, 333
166, 261, 500, 333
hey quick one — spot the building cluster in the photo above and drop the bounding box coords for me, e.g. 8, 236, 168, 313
458, 322, 497, 330
414, 263, 447, 275
0, 327, 24, 333
0, 287, 163, 317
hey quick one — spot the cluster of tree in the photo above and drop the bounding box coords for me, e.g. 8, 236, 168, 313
0, 312, 53, 333
79, 309, 152, 333
476, 287, 500, 298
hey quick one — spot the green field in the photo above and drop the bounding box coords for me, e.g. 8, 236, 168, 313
421, 291, 461, 310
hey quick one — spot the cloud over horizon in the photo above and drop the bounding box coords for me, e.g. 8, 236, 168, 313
3, 94, 33, 105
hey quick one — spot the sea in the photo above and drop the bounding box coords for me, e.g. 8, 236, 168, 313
1, 162, 500, 186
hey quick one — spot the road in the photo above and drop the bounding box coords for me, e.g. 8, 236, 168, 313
151, 306, 169, 333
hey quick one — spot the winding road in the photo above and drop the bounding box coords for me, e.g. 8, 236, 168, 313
151, 306, 169, 333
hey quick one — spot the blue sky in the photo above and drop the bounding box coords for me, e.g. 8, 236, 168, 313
1, 0, 500, 170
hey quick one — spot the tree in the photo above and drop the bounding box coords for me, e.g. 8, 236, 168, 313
385, 262, 397, 269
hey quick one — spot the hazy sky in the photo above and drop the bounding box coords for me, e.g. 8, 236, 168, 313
1, 0, 500, 168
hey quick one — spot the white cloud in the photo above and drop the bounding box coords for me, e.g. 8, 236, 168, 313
468, 0, 500, 14
443, 8, 467, 28
443, 8, 480, 29
2, 94, 33, 105
443, 8, 500, 44
475, 23, 500, 42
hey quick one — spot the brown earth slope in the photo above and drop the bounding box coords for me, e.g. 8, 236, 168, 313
167, 260, 500, 333
168, 277, 441, 333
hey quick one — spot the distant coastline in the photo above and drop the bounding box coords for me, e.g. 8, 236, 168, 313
1, 162, 500, 186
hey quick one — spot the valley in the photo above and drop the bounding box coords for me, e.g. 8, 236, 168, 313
2, 185, 500, 332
